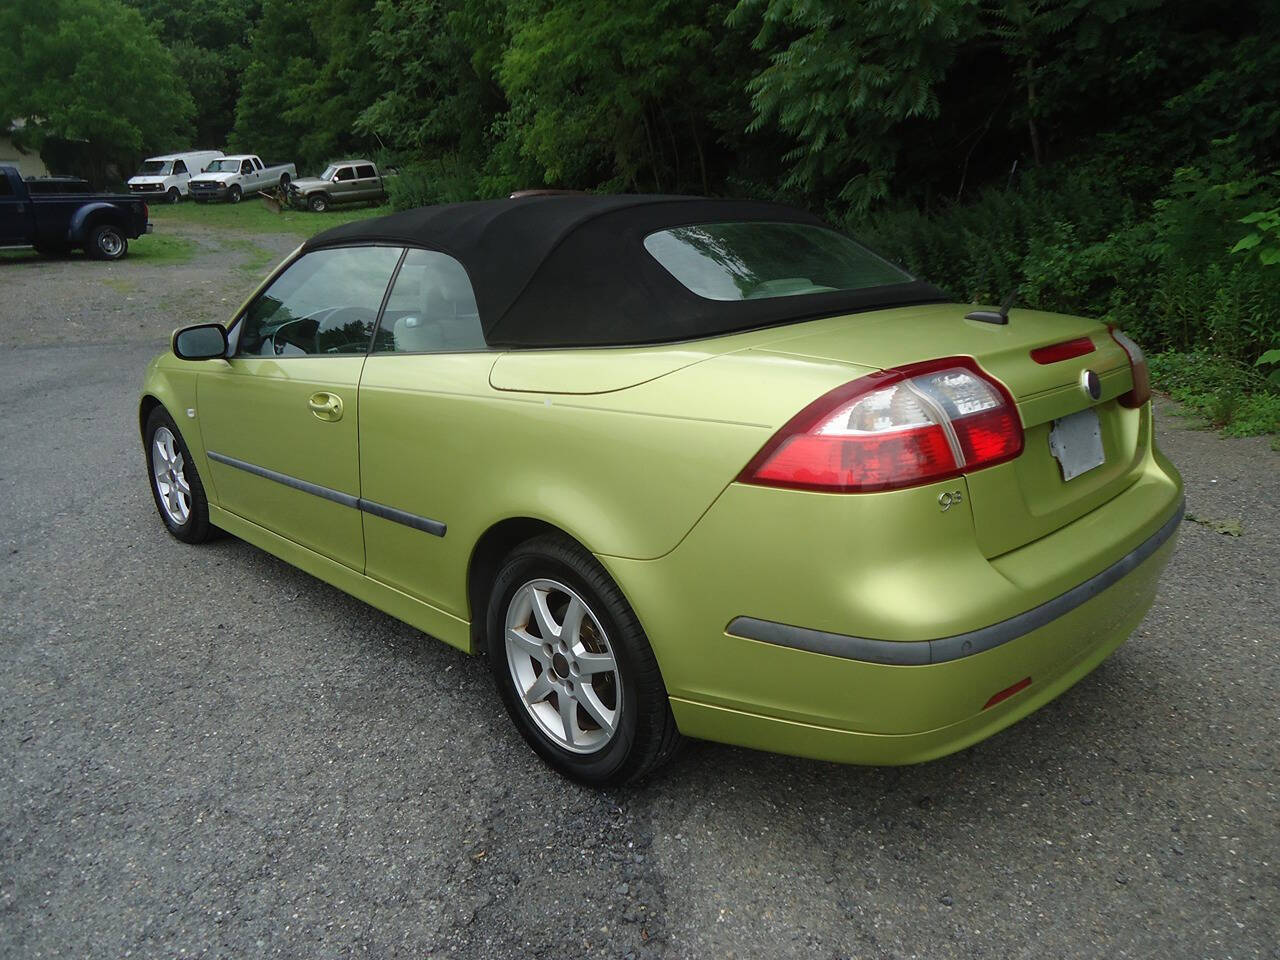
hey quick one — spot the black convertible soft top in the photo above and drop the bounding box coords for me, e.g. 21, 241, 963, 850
304, 195, 946, 348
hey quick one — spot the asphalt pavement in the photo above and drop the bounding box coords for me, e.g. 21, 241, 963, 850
1, 329, 1277, 958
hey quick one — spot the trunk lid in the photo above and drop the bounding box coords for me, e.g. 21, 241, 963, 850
754, 303, 1142, 557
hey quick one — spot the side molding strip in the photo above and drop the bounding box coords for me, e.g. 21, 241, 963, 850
728, 498, 1185, 666
206, 450, 446, 538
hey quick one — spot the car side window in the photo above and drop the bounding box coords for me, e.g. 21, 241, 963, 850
0, 177, 11, 197
240, 160, 253, 175
356, 164, 376, 179
335, 167, 356, 182
236, 246, 403, 357
372, 249, 485, 353
173, 160, 188, 175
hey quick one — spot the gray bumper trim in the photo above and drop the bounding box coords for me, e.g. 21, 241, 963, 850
727, 498, 1184, 666
206, 450, 446, 538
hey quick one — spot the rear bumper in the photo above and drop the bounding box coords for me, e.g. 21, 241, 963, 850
600, 425, 1183, 765
728, 499, 1183, 666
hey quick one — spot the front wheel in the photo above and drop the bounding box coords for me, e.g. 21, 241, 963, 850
166, 186, 181, 204
486, 535, 682, 785
144, 407, 217, 544
87, 223, 127, 260
228, 185, 242, 204
308, 193, 328, 212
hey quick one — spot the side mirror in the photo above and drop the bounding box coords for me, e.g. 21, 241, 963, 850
172, 323, 228, 361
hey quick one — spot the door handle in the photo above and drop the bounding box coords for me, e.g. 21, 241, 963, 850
307, 391, 344, 421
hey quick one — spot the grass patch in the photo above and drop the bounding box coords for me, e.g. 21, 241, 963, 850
149, 198, 392, 237
1150, 351, 1280, 440
128, 233, 199, 265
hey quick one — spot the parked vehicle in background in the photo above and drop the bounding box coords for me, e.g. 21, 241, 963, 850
128, 151, 224, 204
188, 155, 296, 204
25, 176, 91, 194
287, 160, 395, 212
0, 165, 150, 260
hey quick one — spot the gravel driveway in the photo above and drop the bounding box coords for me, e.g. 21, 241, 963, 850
1, 219, 1277, 959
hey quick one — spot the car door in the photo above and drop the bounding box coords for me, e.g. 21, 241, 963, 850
357, 248, 491, 615
172, 158, 189, 194
0, 174, 30, 244
197, 245, 404, 571
331, 166, 357, 202
353, 164, 379, 201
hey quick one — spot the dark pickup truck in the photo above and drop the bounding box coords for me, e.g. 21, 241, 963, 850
0, 165, 151, 260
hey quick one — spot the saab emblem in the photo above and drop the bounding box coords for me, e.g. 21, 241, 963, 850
1080, 369, 1102, 401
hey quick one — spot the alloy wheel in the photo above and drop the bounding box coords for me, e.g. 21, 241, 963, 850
151, 426, 191, 525
504, 578, 621, 753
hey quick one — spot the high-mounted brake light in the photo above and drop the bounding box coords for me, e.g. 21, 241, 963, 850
738, 357, 1024, 493
1030, 337, 1095, 365
1109, 328, 1150, 408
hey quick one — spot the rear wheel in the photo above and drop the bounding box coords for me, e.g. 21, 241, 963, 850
144, 407, 216, 544
308, 193, 328, 212
228, 184, 242, 204
166, 186, 181, 204
486, 535, 682, 785
86, 223, 127, 261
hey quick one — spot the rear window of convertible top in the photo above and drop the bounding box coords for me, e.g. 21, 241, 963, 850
643, 221, 914, 302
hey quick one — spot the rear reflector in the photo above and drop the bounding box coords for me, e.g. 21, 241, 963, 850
738, 357, 1024, 493
1030, 337, 1095, 365
983, 676, 1032, 710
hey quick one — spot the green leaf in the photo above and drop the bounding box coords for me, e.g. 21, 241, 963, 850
1230, 233, 1262, 253
1256, 349, 1280, 366
1259, 247, 1280, 266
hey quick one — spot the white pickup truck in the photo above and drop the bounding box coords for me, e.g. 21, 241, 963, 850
187, 155, 296, 204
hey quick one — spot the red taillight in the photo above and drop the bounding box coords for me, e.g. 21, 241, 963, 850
1109, 328, 1150, 408
1030, 336, 1095, 365
738, 357, 1024, 493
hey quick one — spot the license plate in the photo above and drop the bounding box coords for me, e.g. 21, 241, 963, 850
1048, 408, 1104, 481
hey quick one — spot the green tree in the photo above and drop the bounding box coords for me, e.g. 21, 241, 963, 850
0, 0, 194, 180
230, 0, 380, 172
123, 0, 261, 147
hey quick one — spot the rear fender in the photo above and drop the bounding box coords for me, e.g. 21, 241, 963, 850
68, 202, 125, 244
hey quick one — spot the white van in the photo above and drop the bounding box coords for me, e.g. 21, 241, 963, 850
127, 151, 224, 203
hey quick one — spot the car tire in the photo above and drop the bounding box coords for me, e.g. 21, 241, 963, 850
87, 223, 127, 261
144, 406, 218, 544
166, 186, 181, 204
228, 185, 242, 204
485, 534, 683, 785
308, 193, 328, 213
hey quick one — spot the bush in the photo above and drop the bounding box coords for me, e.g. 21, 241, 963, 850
1149, 351, 1280, 437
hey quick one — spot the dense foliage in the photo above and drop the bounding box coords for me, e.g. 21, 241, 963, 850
3, 0, 1277, 431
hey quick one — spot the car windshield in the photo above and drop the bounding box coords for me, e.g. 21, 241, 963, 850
138, 161, 169, 175
643, 222, 914, 301
204, 159, 240, 172
319, 165, 339, 180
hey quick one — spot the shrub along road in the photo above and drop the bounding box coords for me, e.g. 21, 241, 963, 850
1, 225, 1277, 958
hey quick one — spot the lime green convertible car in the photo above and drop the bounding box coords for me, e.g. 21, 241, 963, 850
140, 196, 1183, 784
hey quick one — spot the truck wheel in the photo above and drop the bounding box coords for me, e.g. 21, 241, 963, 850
279, 173, 291, 189
166, 186, 181, 204
308, 193, 329, 212
228, 185, 242, 204
87, 224, 127, 261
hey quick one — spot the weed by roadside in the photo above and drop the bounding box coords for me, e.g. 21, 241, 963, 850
148, 198, 391, 237
1150, 351, 1280, 442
